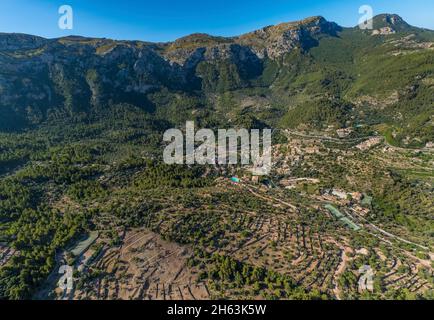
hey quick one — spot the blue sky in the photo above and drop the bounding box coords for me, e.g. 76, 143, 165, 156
0, 0, 433, 42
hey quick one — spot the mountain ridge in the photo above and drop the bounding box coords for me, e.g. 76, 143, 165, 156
0, 14, 424, 46
0, 13, 433, 147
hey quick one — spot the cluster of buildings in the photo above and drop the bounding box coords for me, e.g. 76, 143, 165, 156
355, 137, 383, 151
322, 189, 371, 216
336, 128, 353, 138
358, 265, 375, 292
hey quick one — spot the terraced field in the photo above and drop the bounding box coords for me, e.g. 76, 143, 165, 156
45, 171, 432, 300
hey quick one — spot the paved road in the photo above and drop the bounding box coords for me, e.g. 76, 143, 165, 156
284, 129, 433, 153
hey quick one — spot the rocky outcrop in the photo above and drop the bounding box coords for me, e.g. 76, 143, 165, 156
372, 27, 396, 36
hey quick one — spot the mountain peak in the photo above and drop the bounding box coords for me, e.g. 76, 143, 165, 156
262, 15, 330, 33
372, 14, 411, 31
299, 15, 327, 24
234, 15, 340, 58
